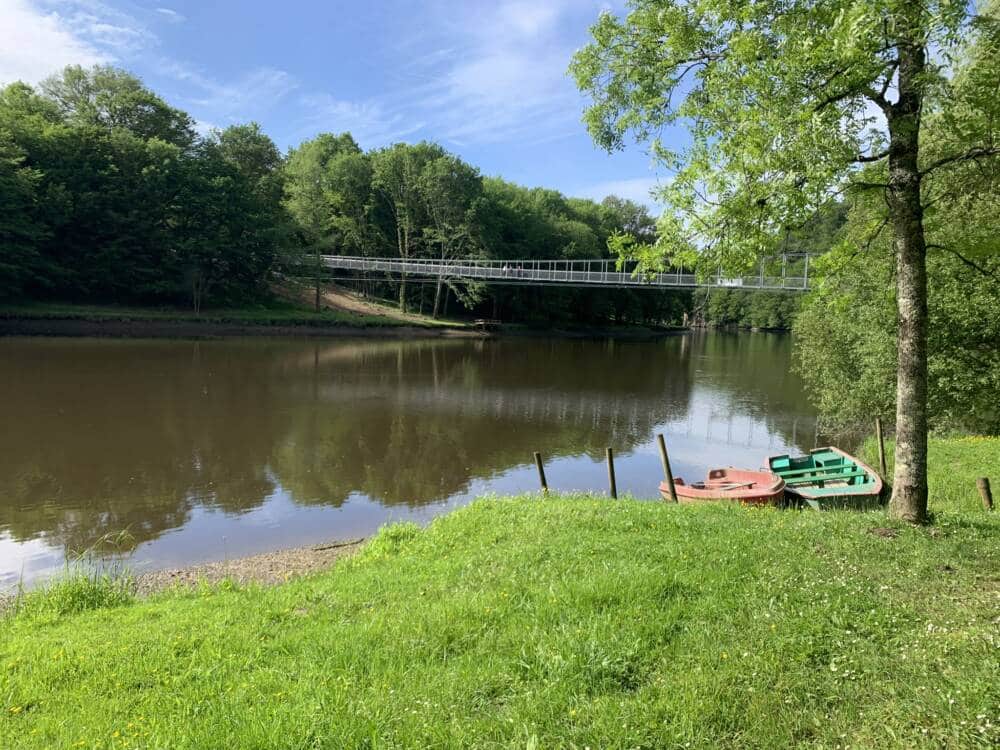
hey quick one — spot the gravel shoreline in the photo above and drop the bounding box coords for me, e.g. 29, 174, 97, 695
1, 538, 367, 613
134, 537, 367, 595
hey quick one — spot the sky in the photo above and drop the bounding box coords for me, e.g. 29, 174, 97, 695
1, 0, 667, 209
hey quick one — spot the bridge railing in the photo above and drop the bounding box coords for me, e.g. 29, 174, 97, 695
321, 254, 810, 290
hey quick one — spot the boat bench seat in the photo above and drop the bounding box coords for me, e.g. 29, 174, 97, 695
785, 470, 869, 486
777, 464, 854, 478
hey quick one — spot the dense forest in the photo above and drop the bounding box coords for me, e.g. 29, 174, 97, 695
0, 65, 697, 327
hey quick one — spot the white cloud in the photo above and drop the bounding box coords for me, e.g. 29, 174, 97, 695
38, 0, 155, 55
419, 0, 584, 145
157, 60, 297, 124
0, 0, 108, 84
296, 93, 425, 147
300, 0, 592, 149
155, 7, 184, 23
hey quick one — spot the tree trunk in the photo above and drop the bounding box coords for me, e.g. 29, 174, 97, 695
886, 39, 929, 524
314, 248, 322, 312
432, 275, 443, 319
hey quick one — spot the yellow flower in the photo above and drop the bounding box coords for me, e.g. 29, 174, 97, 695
9, 706, 22, 714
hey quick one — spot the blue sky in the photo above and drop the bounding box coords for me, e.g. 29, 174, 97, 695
2, 0, 666, 208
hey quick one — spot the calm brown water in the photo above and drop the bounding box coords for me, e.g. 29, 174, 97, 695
0, 333, 819, 587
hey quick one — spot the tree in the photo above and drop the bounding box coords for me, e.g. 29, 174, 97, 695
419, 154, 483, 318
0, 137, 43, 297
41, 65, 195, 148
571, 0, 1000, 523
284, 133, 362, 310
370, 143, 443, 312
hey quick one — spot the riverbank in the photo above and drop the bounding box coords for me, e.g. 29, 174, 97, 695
2, 438, 996, 748
0, 301, 682, 340
0, 301, 477, 339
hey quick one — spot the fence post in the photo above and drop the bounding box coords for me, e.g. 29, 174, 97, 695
875, 417, 888, 479
533, 452, 548, 494
977, 477, 993, 511
606, 448, 617, 499
657, 434, 678, 502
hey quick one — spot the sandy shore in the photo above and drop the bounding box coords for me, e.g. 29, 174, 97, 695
134, 537, 367, 595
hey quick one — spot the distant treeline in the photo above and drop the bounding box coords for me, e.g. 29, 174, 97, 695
0, 65, 695, 326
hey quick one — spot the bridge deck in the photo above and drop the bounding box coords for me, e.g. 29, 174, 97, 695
321, 255, 810, 291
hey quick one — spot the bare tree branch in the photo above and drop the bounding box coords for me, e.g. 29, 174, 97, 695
920, 146, 1000, 177
926, 243, 1000, 280
852, 148, 891, 164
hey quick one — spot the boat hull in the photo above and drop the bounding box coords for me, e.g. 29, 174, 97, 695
767, 447, 884, 509
660, 468, 785, 506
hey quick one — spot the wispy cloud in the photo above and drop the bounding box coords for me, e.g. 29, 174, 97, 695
296, 93, 426, 147
290, 0, 595, 149
155, 7, 185, 24
0, 0, 108, 84
416, 0, 587, 145
37, 0, 156, 56
158, 60, 297, 123
573, 176, 665, 213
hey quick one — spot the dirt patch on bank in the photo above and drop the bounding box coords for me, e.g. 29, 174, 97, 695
135, 538, 366, 595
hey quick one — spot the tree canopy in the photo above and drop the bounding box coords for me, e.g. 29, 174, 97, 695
571, 0, 1000, 522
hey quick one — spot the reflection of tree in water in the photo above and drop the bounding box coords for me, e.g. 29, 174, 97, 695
0, 340, 289, 552
657, 332, 821, 452
0, 334, 812, 557
272, 338, 696, 507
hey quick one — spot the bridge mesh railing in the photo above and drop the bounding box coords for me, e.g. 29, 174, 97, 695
321, 255, 810, 291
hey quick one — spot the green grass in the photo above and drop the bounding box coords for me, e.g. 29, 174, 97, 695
1, 438, 997, 748
0, 300, 432, 328
860, 434, 999, 514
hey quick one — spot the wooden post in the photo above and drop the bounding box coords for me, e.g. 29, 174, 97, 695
656, 434, 678, 503
977, 477, 993, 511
533, 452, 548, 493
875, 417, 888, 479
606, 447, 617, 499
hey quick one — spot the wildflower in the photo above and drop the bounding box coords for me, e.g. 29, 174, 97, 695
9, 706, 22, 714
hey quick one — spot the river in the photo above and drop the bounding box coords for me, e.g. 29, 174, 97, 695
0, 332, 820, 587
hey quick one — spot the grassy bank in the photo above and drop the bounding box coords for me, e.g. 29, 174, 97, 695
2, 439, 997, 748
0, 300, 428, 329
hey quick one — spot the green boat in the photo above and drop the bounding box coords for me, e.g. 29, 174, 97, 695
767, 447, 884, 509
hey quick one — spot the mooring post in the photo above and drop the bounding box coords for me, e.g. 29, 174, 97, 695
656, 433, 678, 503
533, 451, 548, 494
875, 417, 888, 479
606, 447, 618, 499
977, 477, 993, 511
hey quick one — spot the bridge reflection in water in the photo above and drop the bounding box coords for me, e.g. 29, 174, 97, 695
0, 334, 820, 585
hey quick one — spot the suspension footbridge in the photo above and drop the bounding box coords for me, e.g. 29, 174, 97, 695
321, 254, 812, 291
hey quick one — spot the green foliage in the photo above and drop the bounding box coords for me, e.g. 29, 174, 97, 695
794, 7, 1000, 435
40, 65, 194, 147
0, 69, 286, 309
569, 1, 980, 274
795, 247, 1000, 433
1, 443, 996, 746
696, 289, 800, 329
3, 63, 683, 326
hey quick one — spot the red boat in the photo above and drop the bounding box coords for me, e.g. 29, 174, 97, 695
659, 468, 785, 506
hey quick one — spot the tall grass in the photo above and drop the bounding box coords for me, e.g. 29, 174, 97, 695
5, 531, 135, 621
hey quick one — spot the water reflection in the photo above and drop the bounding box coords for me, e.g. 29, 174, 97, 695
0, 333, 818, 585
